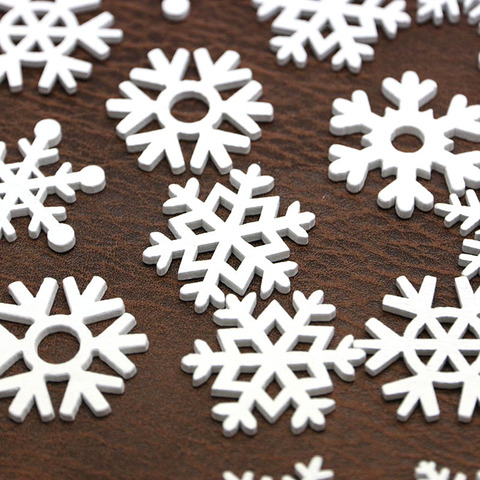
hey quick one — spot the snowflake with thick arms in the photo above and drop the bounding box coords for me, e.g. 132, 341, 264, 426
328, 70, 480, 219
415, 460, 480, 480
0, 276, 149, 422
252, 0, 411, 72
355, 275, 480, 423
106, 48, 273, 175
162, 0, 191, 21
223, 456, 334, 480
143, 164, 315, 314
0, 119, 105, 253
181, 290, 365, 436
0, 0, 123, 94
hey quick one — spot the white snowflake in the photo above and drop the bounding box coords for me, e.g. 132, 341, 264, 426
162, 0, 191, 21
106, 48, 273, 175
415, 460, 480, 480
0, 119, 106, 253
143, 164, 315, 314
223, 456, 334, 480
0, 0, 123, 94
355, 275, 480, 423
181, 290, 365, 436
417, 0, 480, 25
328, 70, 480, 219
0, 276, 149, 422
252, 0, 411, 72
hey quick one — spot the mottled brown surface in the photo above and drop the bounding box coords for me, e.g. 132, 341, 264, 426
0, 0, 479, 478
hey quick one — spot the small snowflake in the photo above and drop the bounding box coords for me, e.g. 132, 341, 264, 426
355, 275, 480, 422
106, 48, 273, 175
252, 0, 411, 72
0, 119, 106, 253
143, 164, 315, 313
182, 290, 365, 436
415, 460, 479, 480
162, 0, 191, 21
0, 276, 149, 422
223, 456, 334, 480
0, 0, 123, 94
329, 71, 480, 218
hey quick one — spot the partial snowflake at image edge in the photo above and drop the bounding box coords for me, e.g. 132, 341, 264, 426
143, 164, 315, 313
182, 290, 365, 436
252, 0, 411, 72
0, 276, 148, 422
355, 275, 480, 423
415, 460, 480, 480
106, 48, 274, 175
223, 456, 334, 480
0, 0, 123, 94
417, 0, 480, 26
328, 70, 480, 219
0, 119, 105, 253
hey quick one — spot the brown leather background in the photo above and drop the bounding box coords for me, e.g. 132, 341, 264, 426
0, 0, 478, 478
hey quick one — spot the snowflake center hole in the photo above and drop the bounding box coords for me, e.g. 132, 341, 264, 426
170, 95, 210, 123
391, 127, 425, 153
37, 331, 80, 364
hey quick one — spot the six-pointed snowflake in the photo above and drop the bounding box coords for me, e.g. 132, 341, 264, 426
106, 48, 273, 175
329, 70, 480, 218
143, 164, 315, 313
182, 290, 365, 436
415, 460, 479, 480
0, 0, 123, 94
223, 456, 334, 480
0, 276, 149, 422
252, 0, 411, 72
0, 119, 106, 253
356, 275, 480, 422
162, 0, 191, 21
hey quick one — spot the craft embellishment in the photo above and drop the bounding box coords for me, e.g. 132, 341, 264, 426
252, 0, 411, 72
329, 71, 480, 218
143, 164, 315, 313
223, 456, 334, 480
0, 119, 105, 253
415, 460, 480, 480
0, 0, 123, 94
106, 48, 273, 175
182, 290, 365, 436
0, 276, 149, 422
161, 0, 190, 21
356, 275, 480, 423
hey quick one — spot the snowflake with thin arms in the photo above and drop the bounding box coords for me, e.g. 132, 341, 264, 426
0, 0, 123, 94
329, 70, 480, 218
0, 276, 148, 422
356, 275, 480, 423
143, 164, 315, 313
182, 290, 365, 436
252, 0, 411, 72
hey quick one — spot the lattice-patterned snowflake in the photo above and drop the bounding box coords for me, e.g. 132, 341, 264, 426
143, 164, 315, 313
356, 275, 480, 422
162, 0, 191, 21
182, 290, 365, 436
106, 48, 273, 175
252, 0, 411, 72
0, 276, 149, 422
0, 0, 123, 94
0, 119, 106, 252
329, 71, 480, 219
223, 456, 334, 480
415, 460, 480, 480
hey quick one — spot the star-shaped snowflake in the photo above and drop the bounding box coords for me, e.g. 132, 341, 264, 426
252, 0, 411, 72
0, 0, 122, 94
329, 70, 480, 218
356, 275, 480, 422
0, 119, 105, 252
182, 290, 365, 436
106, 48, 273, 175
143, 164, 315, 313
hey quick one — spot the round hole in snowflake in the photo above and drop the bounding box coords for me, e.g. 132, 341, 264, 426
169, 94, 211, 124
390, 126, 425, 153
37, 330, 80, 365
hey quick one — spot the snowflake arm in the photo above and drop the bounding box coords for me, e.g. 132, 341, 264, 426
415, 461, 470, 480
144, 165, 314, 313
417, 0, 461, 25
435, 190, 480, 236
162, 0, 191, 22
